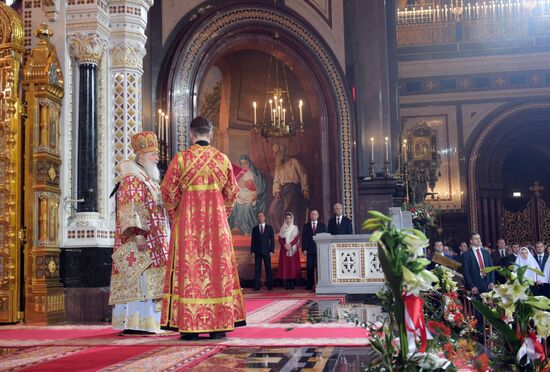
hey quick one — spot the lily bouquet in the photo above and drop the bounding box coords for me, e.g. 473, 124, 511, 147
363, 211, 444, 368
475, 265, 550, 371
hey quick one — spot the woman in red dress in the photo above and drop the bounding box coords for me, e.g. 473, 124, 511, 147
278, 212, 301, 289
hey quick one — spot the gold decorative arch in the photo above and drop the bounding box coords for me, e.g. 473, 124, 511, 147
171, 6, 355, 219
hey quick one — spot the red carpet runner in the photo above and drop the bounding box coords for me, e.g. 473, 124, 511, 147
0, 293, 367, 370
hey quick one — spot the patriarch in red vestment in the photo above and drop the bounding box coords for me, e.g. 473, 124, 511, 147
160, 116, 246, 340
109, 131, 170, 334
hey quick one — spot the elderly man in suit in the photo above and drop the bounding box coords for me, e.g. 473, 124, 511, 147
250, 211, 275, 290
302, 210, 327, 290
327, 203, 353, 235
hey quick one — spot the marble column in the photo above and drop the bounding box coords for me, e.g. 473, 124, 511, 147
344, 0, 399, 177
68, 34, 107, 213
109, 0, 153, 176
76, 63, 98, 212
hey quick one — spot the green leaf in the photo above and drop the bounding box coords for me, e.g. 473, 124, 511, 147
481, 266, 501, 274
362, 222, 381, 231
402, 228, 428, 241
472, 300, 520, 350
526, 266, 544, 276
416, 258, 431, 266
517, 265, 528, 280
367, 210, 392, 221
524, 299, 550, 310
369, 230, 384, 242
524, 301, 550, 310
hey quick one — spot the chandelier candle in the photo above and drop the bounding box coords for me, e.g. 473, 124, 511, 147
299, 100, 303, 123
253, 101, 257, 125
385, 137, 389, 162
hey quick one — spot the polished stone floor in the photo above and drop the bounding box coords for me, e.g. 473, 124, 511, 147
191, 346, 378, 371
276, 299, 384, 325
189, 295, 383, 371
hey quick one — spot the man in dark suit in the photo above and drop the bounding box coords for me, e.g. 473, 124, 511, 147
534, 241, 548, 296
250, 212, 275, 290
455, 241, 469, 266
463, 233, 495, 336
327, 203, 353, 235
463, 233, 495, 295
302, 210, 326, 290
490, 238, 508, 284
502, 243, 520, 268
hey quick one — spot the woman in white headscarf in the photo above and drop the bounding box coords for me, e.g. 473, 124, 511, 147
277, 212, 301, 289
515, 247, 542, 293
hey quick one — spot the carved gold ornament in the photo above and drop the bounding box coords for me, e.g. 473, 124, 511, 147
48, 166, 56, 181
48, 258, 57, 274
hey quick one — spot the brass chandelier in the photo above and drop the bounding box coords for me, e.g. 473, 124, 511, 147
252, 33, 304, 139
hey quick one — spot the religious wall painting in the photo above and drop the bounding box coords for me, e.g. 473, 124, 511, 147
199, 51, 323, 236
229, 154, 267, 235
402, 114, 462, 210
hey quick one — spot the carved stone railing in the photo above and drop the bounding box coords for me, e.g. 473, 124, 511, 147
314, 234, 384, 294
397, 0, 550, 46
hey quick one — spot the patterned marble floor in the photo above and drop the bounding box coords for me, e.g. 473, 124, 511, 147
275, 299, 384, 325
0, 294, 383, 371
186, 299, 383, 371
189, 346, 378, 371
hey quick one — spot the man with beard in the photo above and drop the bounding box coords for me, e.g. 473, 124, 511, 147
268, 143, 309, 233
160, 116, 246, 340
109, 131, 170, 334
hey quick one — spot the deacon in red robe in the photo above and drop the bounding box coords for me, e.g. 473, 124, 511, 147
109, 131, 169, 334
160, 116, 246, 340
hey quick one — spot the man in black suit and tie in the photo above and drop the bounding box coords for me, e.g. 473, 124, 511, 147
463, 233, 495, 295
302, 210, 326, 290
534, 241, 548, 296
327, 203, 353, 235
250, 212, 275, 290
490, 238, 508, 284
463, 233, 495, 336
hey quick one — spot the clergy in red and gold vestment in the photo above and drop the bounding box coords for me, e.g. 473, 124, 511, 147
160, 116, 246, 340
109, 131, 169, 334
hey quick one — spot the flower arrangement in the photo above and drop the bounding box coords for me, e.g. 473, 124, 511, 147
430, 265, 478, 337
442, 339, 490, 371
475, 264, 550, 371
432, 265, 458, 294
402, 201, 440, 232
360, 211, 499, 371
363, 210, 446, 368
